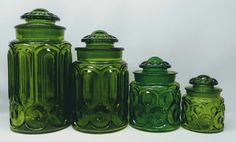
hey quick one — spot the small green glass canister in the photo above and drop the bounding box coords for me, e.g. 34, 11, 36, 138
181, 75, 225, 133
129, 57, 181, 132
72, 30, 129, 133
8, 9, 72, 133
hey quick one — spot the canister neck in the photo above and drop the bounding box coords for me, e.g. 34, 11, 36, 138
75, 48, 123, 62
15, 24, 64, 41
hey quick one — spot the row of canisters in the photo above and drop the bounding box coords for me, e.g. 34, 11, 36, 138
8, 9, 225, 134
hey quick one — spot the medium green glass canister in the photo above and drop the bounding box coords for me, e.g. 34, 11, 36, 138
129, 57, 181, 132
72, 30, 129, 133
8, 9, 72, 133
181, 75, 225, 133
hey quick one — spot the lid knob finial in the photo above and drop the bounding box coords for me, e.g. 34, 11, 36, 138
21, 8, 60, 21
139, 56, 171, 73
81, 30, 118, 48
190, 75, 218, 87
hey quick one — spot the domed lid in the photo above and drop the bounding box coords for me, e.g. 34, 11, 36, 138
139, 56, 171, 73
134, 57, 177, 85
185, 75, 222, 94
21, 8, 60, 22
15, 8, 65, 41
76, 30, 124, 61
81, 30, 118, 48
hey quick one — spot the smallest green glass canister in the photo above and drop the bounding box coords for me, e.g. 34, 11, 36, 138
181, 75, 225, 133
129, 57, 181, 132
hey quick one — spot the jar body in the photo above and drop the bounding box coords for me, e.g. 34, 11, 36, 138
72, 60, 129, 133
129, 81, 181, 132
8, 40, 72, 133
181, 94, 225, 133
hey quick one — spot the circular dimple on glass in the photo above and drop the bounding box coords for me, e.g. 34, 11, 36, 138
49, 105, 66, 127
199, 114, 212, 129
25, 104, 48, 130
91, 106, 110, 129
10, 103, 24, 127
148, 106, 166, 127
141, 90, 156, 106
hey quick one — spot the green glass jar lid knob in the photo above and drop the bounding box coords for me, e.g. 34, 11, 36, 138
139, 56, 171, 73
81, 30, 118, 48
190, 75, 218, 87
133, 56, 176, 85
21, 8, 60, 21
185, 75, 221, 94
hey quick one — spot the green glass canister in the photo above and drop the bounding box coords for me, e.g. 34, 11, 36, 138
72, 30, 129, 133
129, 57, 181, 132
8, 9, 72, 133
181, 75, 225, 133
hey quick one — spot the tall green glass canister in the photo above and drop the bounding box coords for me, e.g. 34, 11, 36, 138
8, 9, 72, 133
181, 75, 225, 133
72, 30, 129, 133
129, 57, 181, 132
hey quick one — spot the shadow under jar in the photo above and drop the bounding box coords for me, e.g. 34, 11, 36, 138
8, 9, 72, 134
71, 30, 129, 133
129, 57, 181, 132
